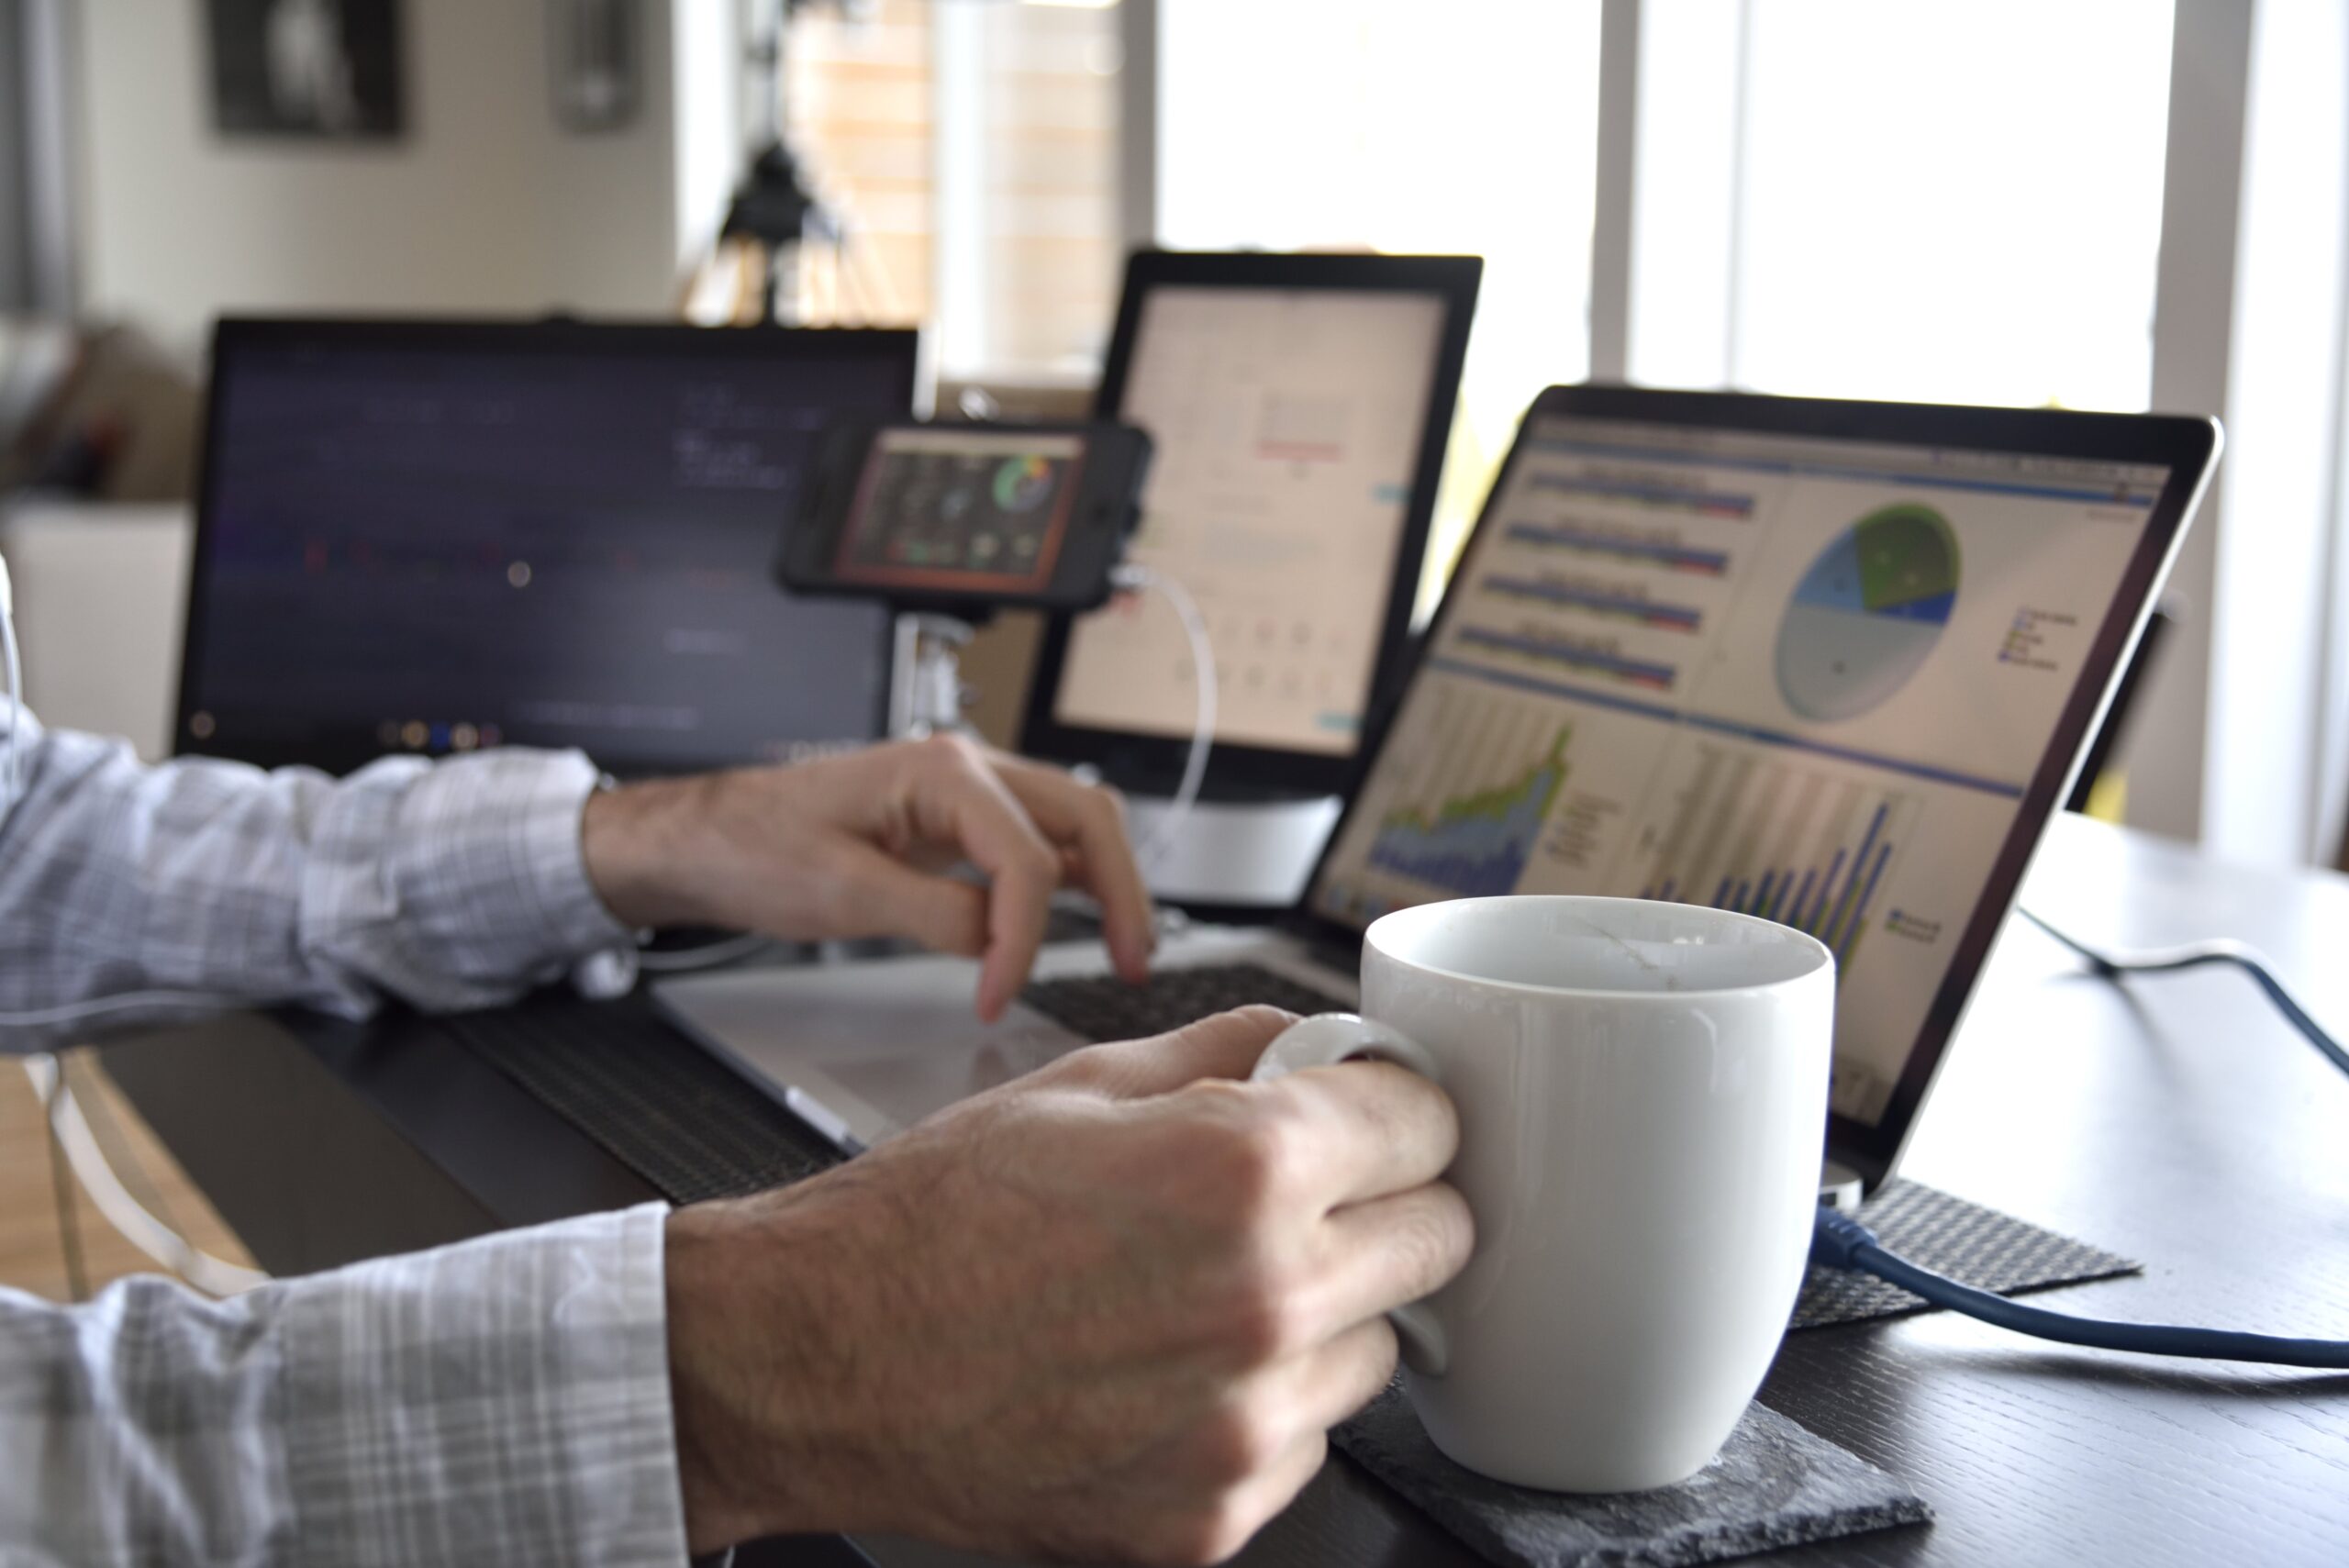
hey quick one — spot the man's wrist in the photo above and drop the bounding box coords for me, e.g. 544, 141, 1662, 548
666, 1202, 775, 1551
582, 774, 716, 931
665, 1175, 929, 1554
664, 1195, 856, 1552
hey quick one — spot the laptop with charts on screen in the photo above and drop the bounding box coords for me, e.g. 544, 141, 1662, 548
657, 385, 2218, 1196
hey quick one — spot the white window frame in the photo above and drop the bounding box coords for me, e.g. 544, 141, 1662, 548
1575, 0, 2344, 864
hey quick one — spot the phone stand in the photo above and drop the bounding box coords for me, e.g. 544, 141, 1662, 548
1121, 793, 1342, 907
891, 613, 985, 739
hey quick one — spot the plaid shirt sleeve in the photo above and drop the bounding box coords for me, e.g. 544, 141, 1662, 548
0, 1203, 691, 1565
0, 714, 691, 1562
0, 709, 634, 1028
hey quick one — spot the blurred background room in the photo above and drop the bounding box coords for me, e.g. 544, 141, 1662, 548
0, 0, 2343, 1296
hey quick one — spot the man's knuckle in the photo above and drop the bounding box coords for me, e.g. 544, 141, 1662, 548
1041, 1040, 1118, 1088
1016, 837, 1061, 882
1430, 1181, 1476, 1269
1192, 1487, 1277, 1563
1389, 1190, 1474, 1295
921, 730, 985, 774
1354, 1318, 1403, 1394
1220, 1262, 1306, 1364
1084, 778, 1129, 827
1223, 1003, 1297, 1039
802, 840, 866, 919
1190, 1092, 1304, 1214
1141, 1501, 1257, 1568
1195, 1400, 1283, 1487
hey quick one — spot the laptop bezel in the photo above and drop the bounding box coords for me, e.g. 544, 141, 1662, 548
175, 315, 922, 779
1272, 384, 2219, 1188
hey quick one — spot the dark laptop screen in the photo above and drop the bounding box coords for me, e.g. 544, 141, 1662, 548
178, 323, 916, 776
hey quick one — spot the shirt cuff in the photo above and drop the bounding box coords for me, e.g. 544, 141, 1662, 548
505, 751, 634, 957
362, 747, 636, 1000
282, 1202, 689, 1567
467, 747, 636, 960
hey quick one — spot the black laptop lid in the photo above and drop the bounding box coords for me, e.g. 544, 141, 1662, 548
177, 317, 918, 778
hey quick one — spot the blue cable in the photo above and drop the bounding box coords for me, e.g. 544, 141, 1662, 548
1809, 908, 2349, 1368
2017, 906, 2349, 1080
1810, 1208, 2349, 1368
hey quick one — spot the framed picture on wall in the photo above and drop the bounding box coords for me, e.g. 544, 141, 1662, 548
206, 0, 406, 140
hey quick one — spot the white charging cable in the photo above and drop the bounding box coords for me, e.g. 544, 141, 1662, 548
633, 932, 778, 973
0, 991, 241, 1028
25, 1053, 270, 1296
1108, 564, 1217, 870
0, 555, 24, 814
0, 564, 268, 1294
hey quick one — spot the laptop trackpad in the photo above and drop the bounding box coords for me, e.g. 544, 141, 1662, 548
660, 960, 1083, 1149
818, 1006, 1079, 1140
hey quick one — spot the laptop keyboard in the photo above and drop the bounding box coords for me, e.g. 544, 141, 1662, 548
1020, 962, 1351, 1043
440, 995, 843, 1203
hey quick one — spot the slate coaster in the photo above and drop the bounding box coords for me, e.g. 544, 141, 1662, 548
1794, 1180, 2139, 1329
1333, 1385, 1929, 1568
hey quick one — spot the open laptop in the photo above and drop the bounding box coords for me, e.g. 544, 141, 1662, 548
173, 317, 919, 777
657, 385, 2219, 1197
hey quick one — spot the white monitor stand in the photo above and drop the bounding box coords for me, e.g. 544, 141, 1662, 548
888, 614, 984, 739
1121, 792, 1342, 909
888, 614, 1339, 909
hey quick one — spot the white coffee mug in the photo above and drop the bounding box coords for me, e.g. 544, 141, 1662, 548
1253, 895, 1833, 1493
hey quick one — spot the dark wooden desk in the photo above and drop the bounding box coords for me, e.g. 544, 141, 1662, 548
103, 815, 2349, 1567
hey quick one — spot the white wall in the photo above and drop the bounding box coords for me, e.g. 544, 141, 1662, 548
72, 0, 713, 346
2204, 0, 2349, 865
2125, 0, 2349, 868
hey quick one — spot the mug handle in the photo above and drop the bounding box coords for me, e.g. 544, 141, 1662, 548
1251, 1013, 1453, 1376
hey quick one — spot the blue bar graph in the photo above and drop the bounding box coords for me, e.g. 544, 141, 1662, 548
1818, 805, 1887, 948
1777, 870, 1812, 923
1628, 737, 1909, 980
1804, 850, 1846, 929
1840, 842, 1894, 964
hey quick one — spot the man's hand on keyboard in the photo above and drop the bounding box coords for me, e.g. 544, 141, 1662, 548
580, 735, 1154, 1019
662, 1005, 1474, 1564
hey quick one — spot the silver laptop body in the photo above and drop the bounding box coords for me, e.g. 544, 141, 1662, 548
658, 923, 1351, 1154
658, 387, 2215, 1205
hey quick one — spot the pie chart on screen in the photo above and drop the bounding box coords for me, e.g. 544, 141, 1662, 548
1775, 503, 1960, 722
994, 454, 1054, 513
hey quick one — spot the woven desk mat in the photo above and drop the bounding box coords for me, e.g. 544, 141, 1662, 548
1794, 1179, 2139, 1329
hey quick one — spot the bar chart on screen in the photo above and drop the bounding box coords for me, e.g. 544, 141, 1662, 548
1440, 456, 1756, 699
1625, 737, 1919, 974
